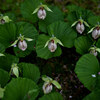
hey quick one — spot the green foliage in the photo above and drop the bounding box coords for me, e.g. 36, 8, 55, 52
48, 21, 77, 48
21, 0, 40, 23
88, 16, 100, 26
0, 23, 17, 47
2, 78, 39, 100
67, 5, 94, 25
0, 69, 10, 87
74, 36, 93, 55
0, 54, 19, 71
75, 54, 100, 91
39, 92, 63, 100
0, 43, 5, 53
83, 89, 100, 100
19, 63, 40, 83
0, 0, 100, 99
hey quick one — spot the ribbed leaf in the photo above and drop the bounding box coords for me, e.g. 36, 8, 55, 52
75, 54, 100, 91
48, 21, 77, 48
0, 54, 19, 71
39, 92, 63, 100
0, 23, 17, 48
19, 63, 40, 83
0, 69, 10, 87
0, 43, 5, 53
83, 89, 100, 100
2, 78, 39, 100
74, 36, 92, 55
88, 16, 100, 26
21, 0, 40, 23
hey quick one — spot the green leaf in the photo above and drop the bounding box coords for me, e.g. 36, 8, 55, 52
88, 16, 100, 26
52, 80, 61, 89
2, 78, 39, 100
96, 48, 100, 53
0, 54, 19, 71
71, 21, 78, 27
0, 53, 5, 56
36, 34, 62, 59
12, 67, 19, 78
32, 7, 40, 14
67, 6, 94, 26
19, 63, 40, 83
0, 23, 17, 48
0, 43, 5, 53
74, 36, 93, 55
39, 92, 63, 100
25, 37, 33, 42
83, 89, 100, 100
10, 40, 18, 47
84, 21, 90, 27
75, 54, 100, 91
39, 6, 64, 33
21, 0, 40, 23
0, 69, 10, 87
48, 21, 77, 48
43, 5, 53, 12
42, 75, 53, 82
88, 27, 95, 34
44, 40, 50, 48
0, 87, 5, 99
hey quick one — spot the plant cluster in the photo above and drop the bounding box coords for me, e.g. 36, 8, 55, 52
0, 0, 100, 100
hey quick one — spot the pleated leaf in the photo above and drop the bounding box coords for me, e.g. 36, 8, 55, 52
39, 92, 63, 100
0, 23, 17, 48
74, 36, 92, 55
83, 89, 100, 100
48, 21, 77, 48
0, 54, 19, 71
21, 0, 40, 23
19, 63, 40, 83
75, 54, 100, 91
2, 78, 39, 100
0, 69, 10, 87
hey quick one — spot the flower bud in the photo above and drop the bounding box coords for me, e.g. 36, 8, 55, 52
43, 82, 53, 94
76, 22, 85, 34
90, 49, 98, 56
37, 8, 46, 20
18, 40, 27, 51
48, 40, 57, 52
92, 29, 100, 39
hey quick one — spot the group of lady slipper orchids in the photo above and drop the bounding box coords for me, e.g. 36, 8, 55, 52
44, 35, 63, 53
71, 17, 89, 34
88, 23, 100, 39
10, 63, 19, 78
32, 3, 52, 20
0, 14, 12, 24
42, 75, 61, 94
10, 34, 33, 51
89, 46, 100, 56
